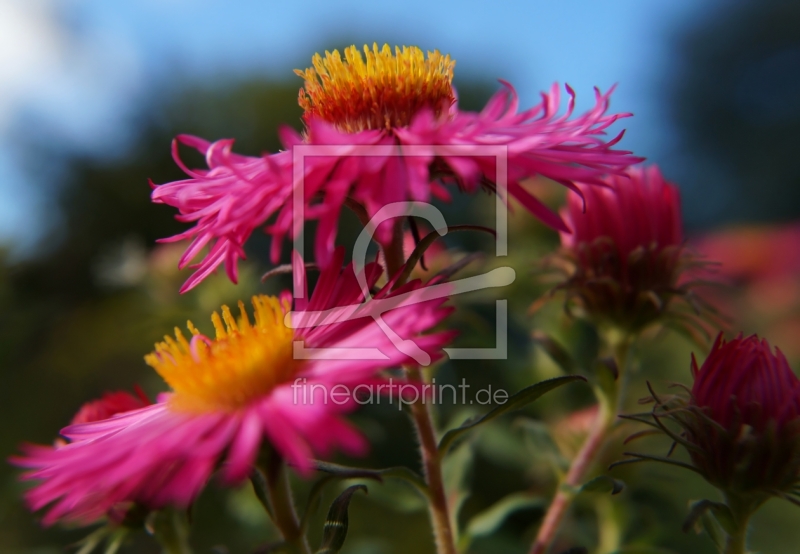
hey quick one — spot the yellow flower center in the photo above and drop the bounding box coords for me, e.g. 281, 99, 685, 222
296, 43, 456, 133
145, 295, 298, 413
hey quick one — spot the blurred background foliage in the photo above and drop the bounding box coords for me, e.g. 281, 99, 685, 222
2, 0, 800, 552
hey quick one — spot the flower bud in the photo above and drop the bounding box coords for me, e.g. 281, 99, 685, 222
555, 165, 688, 332
684, 334, 800, 497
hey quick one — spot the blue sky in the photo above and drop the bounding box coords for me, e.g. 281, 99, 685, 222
0, 0, 720, 255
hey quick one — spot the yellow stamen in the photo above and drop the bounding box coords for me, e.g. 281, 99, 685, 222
145, 295, 297, 413
296, 43, 455, 133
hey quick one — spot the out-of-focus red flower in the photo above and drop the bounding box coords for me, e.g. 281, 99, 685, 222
70, 388, 151, 426
548, 165, 697, 333
693, 223, 800, 359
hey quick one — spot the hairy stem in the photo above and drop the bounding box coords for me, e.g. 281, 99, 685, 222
529, 337, 630, 554
385, 219, 456, 554
264, 454, 311, 554
408, 366, 458, 554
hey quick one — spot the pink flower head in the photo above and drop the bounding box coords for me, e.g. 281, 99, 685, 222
553, 165, 689, 331
152, 44, 641, 292
12, 248, 454, 525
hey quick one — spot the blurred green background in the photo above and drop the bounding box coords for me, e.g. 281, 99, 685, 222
2, 0, 800, 552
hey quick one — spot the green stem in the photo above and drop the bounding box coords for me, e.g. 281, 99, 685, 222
596, 494, 622, 554
529, 334, 630, 554
722, 497, 755, 554
264, 454, 311, 554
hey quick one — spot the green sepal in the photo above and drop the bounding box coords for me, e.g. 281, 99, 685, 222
438, 375, 586, 455
315, 484, 367, 554
683, 499, 738, 536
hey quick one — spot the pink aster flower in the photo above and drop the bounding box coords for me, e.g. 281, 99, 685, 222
152, 43, 641, 292
12, 248, 453, 525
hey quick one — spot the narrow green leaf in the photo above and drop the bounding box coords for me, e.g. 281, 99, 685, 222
460, 493, 545, 549
579, 475, 625, 496
74, 527, 110, 554
316, 485, 368, 554
532, 332, 579, 374
103, 530, 127, 554
251, 467, 274, 518
438, 375, 586, 455
312, 460, 427, 495
301, 461, 429, 533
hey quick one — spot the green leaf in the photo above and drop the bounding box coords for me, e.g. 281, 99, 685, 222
515, 417, 569, 472
251, 467, 274, 518
301, 461, 428, 533
532, 332, 580, 374
74, 527, 111, 554
312, 460, 427, 496
438, 375, 586, 455
579, 475, 625, 496
315, 484, 368, 554
683, 499, 738, 536
459, 493, 546, 550
103, 530, 127, 554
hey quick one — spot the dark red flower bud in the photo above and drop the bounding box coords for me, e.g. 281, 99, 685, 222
686, 334, 800, 498
553, 165, 693, 332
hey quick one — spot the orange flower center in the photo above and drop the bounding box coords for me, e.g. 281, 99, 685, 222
145, 295, 298, 413
296, 43, 456, 133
